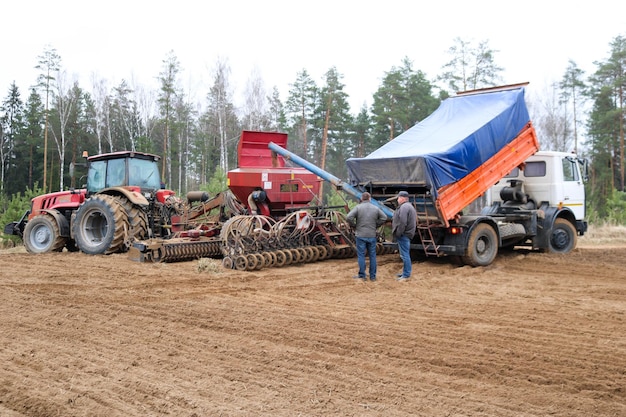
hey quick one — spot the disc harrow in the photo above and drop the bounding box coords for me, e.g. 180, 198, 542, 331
128, 237, 222, 263
129, 209, 395, 269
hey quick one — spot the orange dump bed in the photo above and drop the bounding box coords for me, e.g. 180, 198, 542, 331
435, 123, 539, 226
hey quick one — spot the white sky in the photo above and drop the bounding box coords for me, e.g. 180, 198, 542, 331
2, 0, 625, 112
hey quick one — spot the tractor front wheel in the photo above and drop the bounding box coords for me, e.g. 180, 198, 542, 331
73, 194, 130, 255
23, 214, 66, 253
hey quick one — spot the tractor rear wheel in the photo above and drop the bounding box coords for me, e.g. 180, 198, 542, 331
23, 214, 66, 253
73, 194, 130, 255
118, 197, 149, 241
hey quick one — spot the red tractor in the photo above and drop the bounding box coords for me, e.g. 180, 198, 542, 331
5, 151, 188, 255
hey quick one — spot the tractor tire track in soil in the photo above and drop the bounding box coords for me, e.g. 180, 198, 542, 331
0, 245, 624, 416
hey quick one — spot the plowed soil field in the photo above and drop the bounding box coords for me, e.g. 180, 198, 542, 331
0, 241, 624, 416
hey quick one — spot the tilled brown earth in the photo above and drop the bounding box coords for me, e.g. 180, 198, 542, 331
0, 245, 624, 416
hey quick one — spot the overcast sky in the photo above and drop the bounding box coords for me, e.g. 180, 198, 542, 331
2, 0, 625, 111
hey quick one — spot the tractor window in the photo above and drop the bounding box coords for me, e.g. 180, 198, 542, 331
106, 158, 126, 187
129, 158, 161, 190
87, 160, 106, 193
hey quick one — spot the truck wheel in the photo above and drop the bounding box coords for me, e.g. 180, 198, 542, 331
73, 194, 130, 255
548, 218, 577, 253
23, 214, 66, 253
462, 223, 498, 267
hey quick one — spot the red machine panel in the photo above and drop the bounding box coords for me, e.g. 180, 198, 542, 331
228, 131, 321, 215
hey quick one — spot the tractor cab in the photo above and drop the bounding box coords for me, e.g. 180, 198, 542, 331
86, 151, 162, 195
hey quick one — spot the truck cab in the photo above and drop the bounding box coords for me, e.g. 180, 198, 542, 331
490, 151, 588, 234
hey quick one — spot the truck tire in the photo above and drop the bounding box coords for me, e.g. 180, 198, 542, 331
462, 223, 498, 267
73, 194, 130, 255
548, 218, 577, 253
23, 214, 66, 253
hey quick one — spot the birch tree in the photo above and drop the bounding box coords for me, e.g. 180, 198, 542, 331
206, 57, 237, 173
50, 72, 78, 191
35, 45, 61, 192
439, 37, 503, 93
241, 66, 269, 131
530, 83, 572, 151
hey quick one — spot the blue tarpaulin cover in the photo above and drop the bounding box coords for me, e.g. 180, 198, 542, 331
346, 87, 530, 195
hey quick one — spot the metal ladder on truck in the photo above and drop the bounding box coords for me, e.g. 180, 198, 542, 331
413, 194, 440, 256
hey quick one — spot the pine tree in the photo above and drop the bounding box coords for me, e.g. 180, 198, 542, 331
590, 35, 626, 191
0, 82, 25, 195
22, 89, 44, 191
371, 57, 439, 147
351, 104, 372, 158
285, 69, 318, 158
315, 67, 352, 193
266, 86, 286, 132
157, 51, 181, 186
559, 60, 586, 154
586, 85, 619, 217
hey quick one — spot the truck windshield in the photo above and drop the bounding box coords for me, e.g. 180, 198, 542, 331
129, 158, 161, 190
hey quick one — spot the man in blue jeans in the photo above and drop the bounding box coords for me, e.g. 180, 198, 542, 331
392, 191, 417, 281
346, 192, 388, 281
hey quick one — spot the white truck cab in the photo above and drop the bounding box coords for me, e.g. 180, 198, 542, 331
490, 151, 588, 233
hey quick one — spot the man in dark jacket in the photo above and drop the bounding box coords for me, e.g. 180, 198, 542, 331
346, 192, 388, 281
392, 190, 417, 281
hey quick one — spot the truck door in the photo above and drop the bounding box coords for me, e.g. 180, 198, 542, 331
561, 156, 585, 220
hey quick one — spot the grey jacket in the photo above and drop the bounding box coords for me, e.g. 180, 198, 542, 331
392, 201, 417, 240
346, 201, 387, 238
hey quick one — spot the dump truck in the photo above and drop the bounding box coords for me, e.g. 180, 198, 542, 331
271, 83, 588, 267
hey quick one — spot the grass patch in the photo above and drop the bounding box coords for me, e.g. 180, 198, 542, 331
196, 258, 224, 274
582, 223, 626, 245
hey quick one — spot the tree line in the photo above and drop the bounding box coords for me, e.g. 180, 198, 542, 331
1, 35, 626, 224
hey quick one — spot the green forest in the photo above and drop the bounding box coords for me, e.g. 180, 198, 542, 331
1, 35, 626, 230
